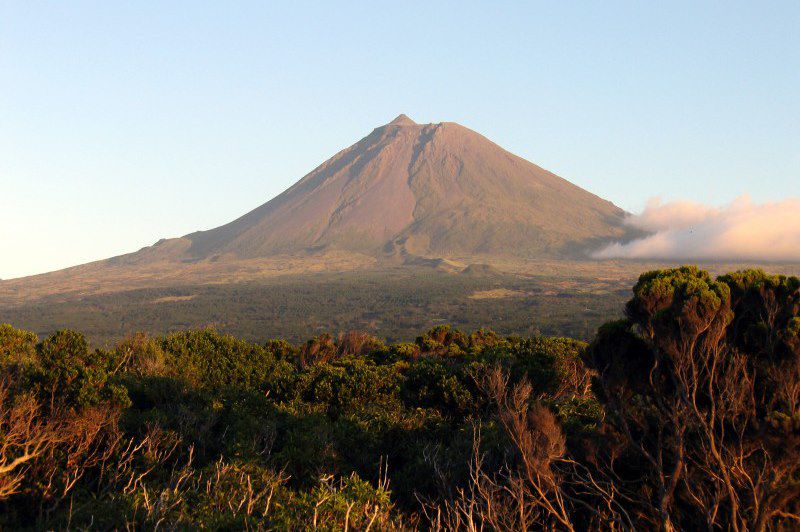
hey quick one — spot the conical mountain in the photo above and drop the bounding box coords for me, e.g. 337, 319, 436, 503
172, 114, 630, 262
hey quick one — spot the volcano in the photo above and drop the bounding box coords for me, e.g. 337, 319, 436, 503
143, 114, 630, 263
1, 115, 637, 304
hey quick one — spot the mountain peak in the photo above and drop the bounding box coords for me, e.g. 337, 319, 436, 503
177, 116, 632, 262
387, 114, 416, 126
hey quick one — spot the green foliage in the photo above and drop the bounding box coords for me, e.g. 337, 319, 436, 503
402, 357, 477, 416
507, 336, 587, 393
160, 328, 289, 391
3, 265, 796, 530
416, 325, 469, 356
291, 356, 402, 413
36, 329, 129, 408
627, 265, 732, 336
389, 342, 420, 361
114, 332, 166, 376
0, 323, 37, 367
275, 472, 396, 530
719, 269, 800, 358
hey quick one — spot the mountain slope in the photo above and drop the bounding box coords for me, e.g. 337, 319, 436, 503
172, 114, 629, 262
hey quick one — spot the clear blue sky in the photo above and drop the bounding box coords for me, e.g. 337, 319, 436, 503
2, 1, 798, 279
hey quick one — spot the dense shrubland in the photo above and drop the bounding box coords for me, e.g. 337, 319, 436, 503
0, 267, 797, 530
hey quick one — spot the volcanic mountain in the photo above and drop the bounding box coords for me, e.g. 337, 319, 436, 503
0, 114, 641, 307
138, 114, 630, 264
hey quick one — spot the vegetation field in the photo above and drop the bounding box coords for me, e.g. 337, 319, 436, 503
1, 266, 798, 529
0, 267, 632, 347
4, 261, 798, 348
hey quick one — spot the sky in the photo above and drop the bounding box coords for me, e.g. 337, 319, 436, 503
1, 1, 798, 279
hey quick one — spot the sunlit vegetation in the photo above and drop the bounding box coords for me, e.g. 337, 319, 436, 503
0, 267, 798, 529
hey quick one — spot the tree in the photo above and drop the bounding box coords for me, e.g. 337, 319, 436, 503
587, 267, 800, 531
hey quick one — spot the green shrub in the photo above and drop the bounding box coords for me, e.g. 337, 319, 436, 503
0, 324, 38, 368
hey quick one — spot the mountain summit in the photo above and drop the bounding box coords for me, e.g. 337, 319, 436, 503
387, 113, 417, 126
170, 115, 630, 262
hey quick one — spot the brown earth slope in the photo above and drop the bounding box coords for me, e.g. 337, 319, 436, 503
149, 114, 632, 263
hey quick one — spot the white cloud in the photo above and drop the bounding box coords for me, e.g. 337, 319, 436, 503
593, 196, 800, 262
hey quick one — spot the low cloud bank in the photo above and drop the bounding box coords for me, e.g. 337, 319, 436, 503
593, 196, 800, 262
